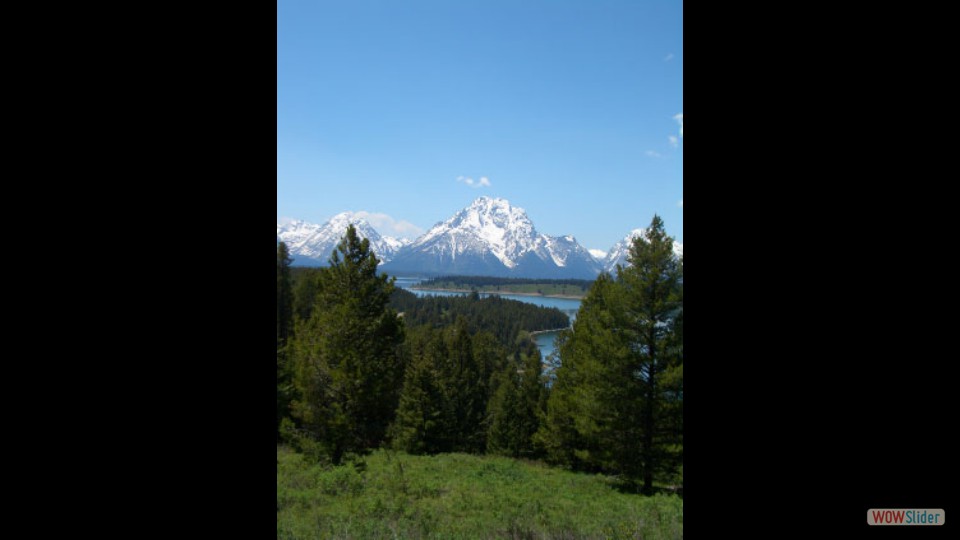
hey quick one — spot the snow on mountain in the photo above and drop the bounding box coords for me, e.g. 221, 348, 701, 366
278, 201, 683, 278
276, 220, 322, 250
602, 228, 683, 274
381, 235, 409, 253
382, 197, 601, 278
276, 212, 409, 266
588, 249, 608, 261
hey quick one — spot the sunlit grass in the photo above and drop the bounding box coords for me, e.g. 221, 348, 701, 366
278, 446, 682, 539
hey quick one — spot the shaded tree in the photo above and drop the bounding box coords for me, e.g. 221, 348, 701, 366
537, 216, 683, 493
277, 242, 294, 438
390, 327, 452, 454
487, 342, 544, 458
287, 225, 405, 463
292, 267, 323, 322
391, 322, 510, 455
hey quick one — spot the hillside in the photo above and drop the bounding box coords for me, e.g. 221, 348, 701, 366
277, 446, 683, 539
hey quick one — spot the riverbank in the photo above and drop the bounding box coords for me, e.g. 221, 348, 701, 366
409, 286, 585, 300
530, 327, 570, 336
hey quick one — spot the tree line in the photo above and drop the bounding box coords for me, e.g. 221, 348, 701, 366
278, 217, 682, 494
390, 288, 569, 347
418, 275, 593, 291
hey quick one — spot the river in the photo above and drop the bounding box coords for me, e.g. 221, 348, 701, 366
393, 276, 582, 359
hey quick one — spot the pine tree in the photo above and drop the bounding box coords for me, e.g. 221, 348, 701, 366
277, 242, 295, 438
618, 215, 683, 493
390, 327, 453, 454
292, 267, 322, 322
486, 368, 520, 456
536, 216, 683, 493
487, 343, 544, 458
536, 273, 626, 472
392, 323, 509, 455
287, 225, 405, 463
443, 317, 487, 452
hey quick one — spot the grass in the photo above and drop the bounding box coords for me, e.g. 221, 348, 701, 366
277, 446, 682, 539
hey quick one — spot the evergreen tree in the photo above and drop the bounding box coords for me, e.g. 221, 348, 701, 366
536, 216, 683, 493
391, 327, 453, 454
487, 343, 544, 458
277, 242, 294, 348
618, 215, 683, 493
392, 323, 509, 455
443, 317, 486, 452
277, 242, 294, 438
486, 368, 520, 456
292, 267, 322, 322
536, 273, 625, 472
287, 225, 405, 463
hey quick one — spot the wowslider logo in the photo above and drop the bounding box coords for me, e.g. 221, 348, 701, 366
867, 508, 944, 526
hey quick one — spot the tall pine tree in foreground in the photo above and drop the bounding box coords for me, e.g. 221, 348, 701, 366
537, 215, 683, 493
286, 225, 405, 463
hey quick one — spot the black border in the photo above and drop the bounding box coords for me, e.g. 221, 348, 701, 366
38, 1, 952, 536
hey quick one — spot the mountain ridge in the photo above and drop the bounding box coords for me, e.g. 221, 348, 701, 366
276, 212, 409, 266
278, 197, 682, 278
381, 197, 602, 279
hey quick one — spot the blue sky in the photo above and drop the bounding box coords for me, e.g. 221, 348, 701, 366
278, 0, 682, 252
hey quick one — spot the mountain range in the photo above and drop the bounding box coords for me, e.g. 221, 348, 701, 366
276, 213, 408, 267
601, 229, 684, 275
277, 197, 682, 279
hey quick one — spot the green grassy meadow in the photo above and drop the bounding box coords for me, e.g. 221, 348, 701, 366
277, 446, 683, 539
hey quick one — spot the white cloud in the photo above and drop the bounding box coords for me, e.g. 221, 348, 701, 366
663, 53, 674, 62
457, 175, 492, 188
677, 200, 683, 208
588, 249, 608, 260
645, 150, 662, 158
673, 113, 683, 138
668, 135, 678, 148
352, 211, 424, 239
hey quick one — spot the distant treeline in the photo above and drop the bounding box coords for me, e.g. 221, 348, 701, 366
419, 276, 594, 288
415, 276, 594, 297
390, 288, 569, 346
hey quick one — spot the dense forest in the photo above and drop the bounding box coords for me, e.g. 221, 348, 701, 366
390, 288, 569, 346
278, 216, 683, 498
289, 271, 566, 349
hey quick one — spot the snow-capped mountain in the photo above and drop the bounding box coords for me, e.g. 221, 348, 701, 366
602, 229, 684, 274
381, 197, 601, 278
276, 219, 322, 253
278, 201, 683, 278
277, 212, 409, 266
588, 249, 608, 261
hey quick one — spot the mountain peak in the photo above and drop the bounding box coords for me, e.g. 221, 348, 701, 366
327, 211, 369, 228
602, 229, 683, 273
383, 198, 601, 278
276, 212, 408, 266
470, 195, 512, 209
